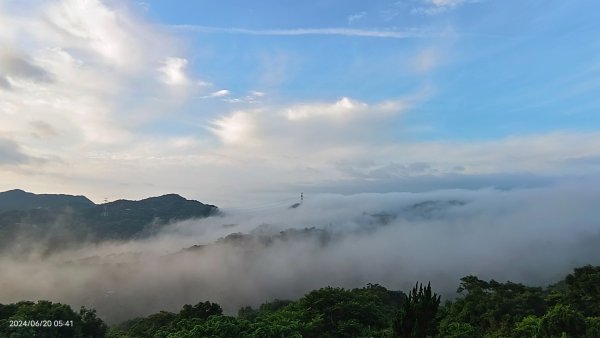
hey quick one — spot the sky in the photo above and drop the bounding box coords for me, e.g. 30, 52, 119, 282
1, 0, 600, 207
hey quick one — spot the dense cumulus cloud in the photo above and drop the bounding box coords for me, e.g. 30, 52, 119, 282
1, 182, 599, 323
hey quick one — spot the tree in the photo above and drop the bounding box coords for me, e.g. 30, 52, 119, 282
585, 317, 600, 338
249, 311, 303, 338
512, 315, 541, 338
297, 285, 395, 337
438, 321, 480, 338
539, 304, 586, 337
564, 265, 600, 317
79, 306, 108, 338
179, 301, 223, 320
0, 300, 84, 338
391, 282, 441, 338
184, 316, 246, 338
237, 306, 259, 321
439, 275, 547, 336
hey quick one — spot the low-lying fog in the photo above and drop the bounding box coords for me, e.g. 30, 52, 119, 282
1, 182, 599, 323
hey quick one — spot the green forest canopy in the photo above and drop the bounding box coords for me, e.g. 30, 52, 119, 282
1, 265, 599, 338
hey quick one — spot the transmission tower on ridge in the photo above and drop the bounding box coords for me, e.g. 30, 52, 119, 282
102, 197, 108, 217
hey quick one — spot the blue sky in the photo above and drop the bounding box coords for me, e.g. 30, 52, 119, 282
1, 0, 600, 206
143, 0, 600, 140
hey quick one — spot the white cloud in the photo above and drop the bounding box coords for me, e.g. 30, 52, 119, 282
208, 96, 410, 153
284, 97, 408, 122
0, 0, 208, 190
210, 111, 259, 146
220, 91, 267, 104
286, 97, 366, 121
249, 91, 266, 97
412, 0, 481, 15
158, 57, 190, 86
347, 11, 366, 24
173, 25, 433, 39
43, 0, 156, 70
431, 0, 463, 6
210, 89, 231, 97
200, 91, 600, 202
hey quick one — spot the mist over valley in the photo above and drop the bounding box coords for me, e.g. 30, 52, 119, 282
1, 182, 598, 323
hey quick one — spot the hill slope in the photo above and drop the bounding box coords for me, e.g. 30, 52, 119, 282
0, 190, 219, 253
0, 189, 94, 212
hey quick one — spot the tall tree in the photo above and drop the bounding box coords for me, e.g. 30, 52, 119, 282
392, 282, 441, 338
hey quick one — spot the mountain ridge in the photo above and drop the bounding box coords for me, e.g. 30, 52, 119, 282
0, 189, 94, 212
0, 189, 217, 211
0, 189, 219, 254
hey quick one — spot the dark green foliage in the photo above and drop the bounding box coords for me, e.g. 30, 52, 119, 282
298, 285, 392, 337
512, 315, 541, 338
237, 299, 293, 321
539, 304, 586, 337
585, 317, 600, 338
438, 321, 480, 338
155, 316, 248, 338
179, 301, 223, 320
108, 284, 404, 338
189, 315, 248, 338
2, 265, 600, 337
563, 265, 600, 317
439, 275, 547, 336
237, 305, 259, 321
247, 310, 302, 338
114, 311, 177, 338
392, 282, 441, 338
86, 194, 218, 240
0, 300, 107, 338
79, 307, 108, 338
256, 298, 294, 315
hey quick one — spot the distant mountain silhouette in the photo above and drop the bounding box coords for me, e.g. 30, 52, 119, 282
0, 189, 94, 212
0, 189, 219, 254
82, 193, 219, 239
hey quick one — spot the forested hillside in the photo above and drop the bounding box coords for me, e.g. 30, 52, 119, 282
1, 265, 598, 337
0, 190, 219, 254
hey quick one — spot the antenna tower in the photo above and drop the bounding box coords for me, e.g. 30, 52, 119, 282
102, 197, 108, 217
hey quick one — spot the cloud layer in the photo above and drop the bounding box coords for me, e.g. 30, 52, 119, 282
1, 182, 600, 323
